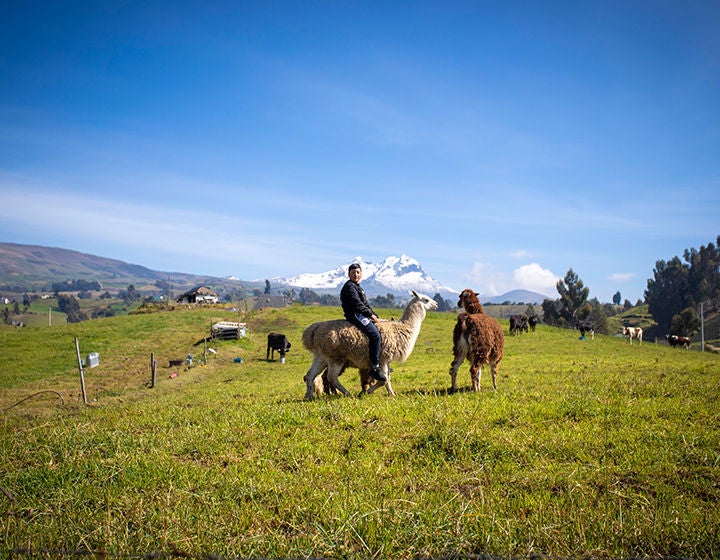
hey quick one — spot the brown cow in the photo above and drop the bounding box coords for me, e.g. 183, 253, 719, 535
622, 326, 643, 345
666, 334, 691, 350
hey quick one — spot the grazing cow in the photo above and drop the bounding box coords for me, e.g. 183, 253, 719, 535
528, 316, 539, 332
578, 321, 595, 340
266, 332, 292, 361
666, 334, 691, 350
622, 326, 643, 345
509, 315, 528, 336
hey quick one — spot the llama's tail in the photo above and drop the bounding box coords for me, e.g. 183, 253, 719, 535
302, 322, 320, 352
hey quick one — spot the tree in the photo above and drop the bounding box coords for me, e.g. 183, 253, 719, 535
299, 288, 320, 305
684, 237, 720, 303
264, 280, 271, 295
57, 294, 88, 323
587, 298, 609, 334
121, 284, 139, 304
555, 268, 590, 325
670, 307, 701, 337
541, 298, 561, 326
612, 291, 622, 306
434, 293, 452, 312
318, 294, 340, 306
92, 307, 116, 318
645, 256, 692, 334
645, 236, 720, 334
602, 302, 618, 317
23, 293, 31, 309
371, 293, 397, 308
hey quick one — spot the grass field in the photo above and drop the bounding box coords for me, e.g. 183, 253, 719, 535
1, 303, 719, 558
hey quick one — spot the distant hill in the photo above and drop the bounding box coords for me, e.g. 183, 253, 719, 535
0, 242, 240, 294
0, 242, 548, 306
480, 289, 549, 305
0, 243, 547, 304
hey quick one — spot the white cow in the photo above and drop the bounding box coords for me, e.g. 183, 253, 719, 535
622, 326, 643, 345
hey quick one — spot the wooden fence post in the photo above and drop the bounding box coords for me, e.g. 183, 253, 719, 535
74, 337, 88, 405
150, 352, 157, 388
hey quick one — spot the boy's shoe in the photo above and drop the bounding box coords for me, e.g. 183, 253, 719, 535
369, 365, 387, 382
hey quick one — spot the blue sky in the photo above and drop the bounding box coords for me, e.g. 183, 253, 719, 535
1, 1, 718, 302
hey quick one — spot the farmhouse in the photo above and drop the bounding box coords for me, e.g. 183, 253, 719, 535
176, 286, 219, 304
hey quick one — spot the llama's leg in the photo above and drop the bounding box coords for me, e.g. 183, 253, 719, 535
326, 362, 352, 397
489, 359, 499, 390
315, 366, 329, 395
326, 364, 348, 394
449, 334, 469, 393
358, 369, 373, 397
384, 377, 395, 396
469, 359, 482, 392
365, 364, 390, 396
383, 364, 395, 396
304, 356, 326, 400
448, 348, 466, 393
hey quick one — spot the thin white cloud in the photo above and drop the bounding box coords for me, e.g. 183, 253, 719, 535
512, 263, 559, 295
466, 261, 559, 297
609, 272, 635, 282
0, 185, 339, 276
466, 262, 508, 296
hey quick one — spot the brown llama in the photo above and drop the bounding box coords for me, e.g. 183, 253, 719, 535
449, 289, 505, 392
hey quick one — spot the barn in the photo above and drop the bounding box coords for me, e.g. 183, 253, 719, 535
176, 286, 219, 304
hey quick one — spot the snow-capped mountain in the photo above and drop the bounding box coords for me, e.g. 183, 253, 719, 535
273, 255, 457, 298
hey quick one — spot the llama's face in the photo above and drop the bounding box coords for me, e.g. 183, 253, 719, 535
457, 290, 473, 308
410, 290, 439, 310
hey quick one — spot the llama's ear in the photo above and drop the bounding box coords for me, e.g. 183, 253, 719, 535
410, 290, 419, 298
474, 292, 479, 297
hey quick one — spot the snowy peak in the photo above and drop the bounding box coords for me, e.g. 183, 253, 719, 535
275, 255, 456, 298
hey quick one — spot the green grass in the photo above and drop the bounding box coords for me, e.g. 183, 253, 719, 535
1, 305, 719, 558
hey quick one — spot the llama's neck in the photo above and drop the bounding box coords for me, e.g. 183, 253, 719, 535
464, 301, 484, 314
396, 302, 427, 361
400, 300, 427, 326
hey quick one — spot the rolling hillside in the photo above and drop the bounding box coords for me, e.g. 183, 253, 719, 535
0, 242, 248, 295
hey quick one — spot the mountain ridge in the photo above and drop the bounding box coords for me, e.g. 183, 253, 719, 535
272, 255, 549, 304
271, 255, 457, 299
0, 242, 226, 292
0, 242, 550, 304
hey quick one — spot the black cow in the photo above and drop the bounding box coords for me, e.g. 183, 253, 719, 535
578, 321, 595, 340
528, 316, 539, 332
266, 332, 292, 361
509, 315, 528, 335
666, 334, 691, 350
